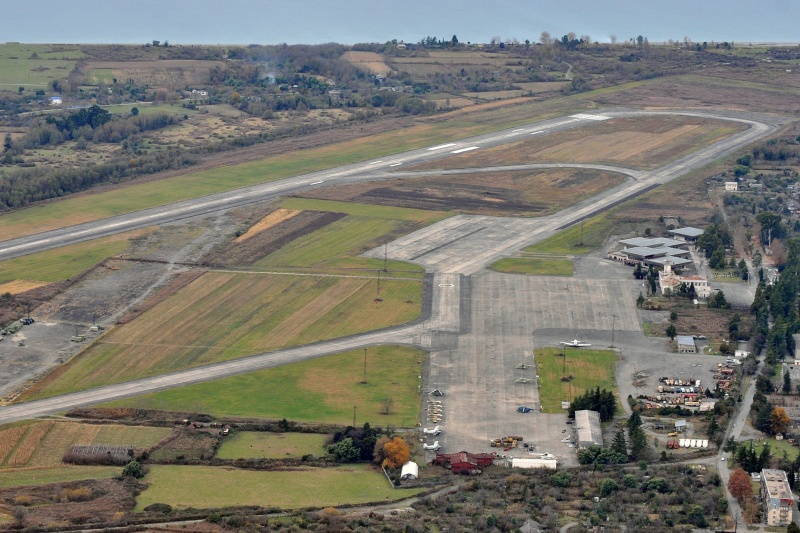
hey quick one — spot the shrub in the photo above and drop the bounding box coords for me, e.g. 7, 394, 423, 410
143, 503, 172, 514
63, 487, 93, 502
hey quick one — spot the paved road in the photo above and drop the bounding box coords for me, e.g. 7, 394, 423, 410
0, 108, 786, 424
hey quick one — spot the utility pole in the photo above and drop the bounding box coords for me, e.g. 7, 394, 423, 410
362, 347, 368, 384
580, 219, 585, 246
610, 314, 616, 348
376, 271, 382, 296
383, 242, 388, 272
353, 405, 357, 427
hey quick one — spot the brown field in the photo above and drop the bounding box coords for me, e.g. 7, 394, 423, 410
594, 74, 800, 115
27, 423, 101, 467
295, 168, 627, 216
0, 280, 48, 295
342, 51, 391, 75
410, 115, 747, 171
233, 208, 301, 243
7, 422, 54, 466
30, 271, 423, 397
0, 426, 28, 465
80, 59, 228, 87
516, 81, 570, 92
461, 90, 530, 100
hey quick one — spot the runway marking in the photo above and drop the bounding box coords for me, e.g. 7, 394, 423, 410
390, 163, 402, 167
451, 146, 479, 154
530, 130, 544, 135
369, 160, 384, 165
310, 181, 325, 185
512, 128, 524, 133
570, 113, 611, 121
427, 143, 457, 151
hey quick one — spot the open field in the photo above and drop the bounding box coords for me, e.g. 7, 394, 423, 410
136, 464, 421, 510
28, 273, 423, 398
215, 432, 328, 460
743, 437, 799, 462
489, 258, 574, 276
103, 345, 423, 426
0, 97, 595, 241
0, 420, 170, 469
525, 215, 616, 254
234, 208, 301, 242
0, 229, 149, 285
0, 466, 120, 488
79, 59, 227, 87
535, 347, 618, 412
410, 115, 746, 172
293, 168, 626, 217
0, 44, 85, 89
341, 51, 391, 75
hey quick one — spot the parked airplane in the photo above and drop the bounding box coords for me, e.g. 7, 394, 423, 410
424, 426, 442, 435
560, 339, 591, 347
423, 440, 441, 451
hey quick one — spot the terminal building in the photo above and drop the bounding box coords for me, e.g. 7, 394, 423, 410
607, 237, 692, 269
760, 469, 794, 526
575, 410, 603, 450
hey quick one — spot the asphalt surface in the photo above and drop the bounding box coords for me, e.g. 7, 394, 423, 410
0, 108, 787, 427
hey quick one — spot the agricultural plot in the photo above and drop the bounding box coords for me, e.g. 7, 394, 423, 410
410, 115, 746, 172
293, 169, 626, 217
103, 345, 423, 426
0, 466, 120, 488
78, 60, 227, 87
0, 43, 84, 89
215, 432, 328, 460
30, 273, 423, 397
535, 347, 618, 412
136, 464, 421, 510
341, 51, 391, 75
489, 258, 574, 276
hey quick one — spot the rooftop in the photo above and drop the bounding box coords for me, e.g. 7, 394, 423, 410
762, 469, 793, 502
648, 256, 693, 267
677, 336, 695, 345
575, 410, 603, 449
618, 237, 686, 248
669, 227, 704, 238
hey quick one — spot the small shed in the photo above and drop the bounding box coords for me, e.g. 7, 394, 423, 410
677, 336, 696, 353
511, 457, 557, 470
675, 419, 687, 433
400, 461, 418, 480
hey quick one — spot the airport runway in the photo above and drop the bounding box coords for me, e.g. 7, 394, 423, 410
0, 107, 788, 424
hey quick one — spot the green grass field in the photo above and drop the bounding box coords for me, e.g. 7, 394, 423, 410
103, 345, 423, 426
136, 464, 422, 510
0, 229, 147, 285
216, 432, 328, 460
0, 466, 119, 488
525, 216, 615, 255
490, 258, 574, 276
743, 437, 799, 462
535, 347, 618, 412
0, 44, 85, 89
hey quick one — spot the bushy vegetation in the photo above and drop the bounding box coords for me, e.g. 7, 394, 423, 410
568, 387, 616, 421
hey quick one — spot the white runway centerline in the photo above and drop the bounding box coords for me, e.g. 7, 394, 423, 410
451, 146, 479, 154
427, 143, 457, 151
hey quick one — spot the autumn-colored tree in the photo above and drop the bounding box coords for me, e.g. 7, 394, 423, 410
728, 468, 753, 503
382, 437, 410, 469
771, 406, 790, 435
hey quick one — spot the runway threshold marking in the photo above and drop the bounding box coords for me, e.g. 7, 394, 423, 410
451, 146, 479, 154
570, 113, 611, 121
427, 143, 457, 151
309, 181, 325, 185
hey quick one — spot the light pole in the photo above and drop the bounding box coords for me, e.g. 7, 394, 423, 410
362, 347, 368, 384
610, 314, 617, 348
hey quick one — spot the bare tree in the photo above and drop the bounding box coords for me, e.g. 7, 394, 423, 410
567, 32, 577, 41
380, 397, 394, 415
490, 36, 501, 45
581, 35, 591, 44
539, 31, 552, 45
610, 35, 617, 45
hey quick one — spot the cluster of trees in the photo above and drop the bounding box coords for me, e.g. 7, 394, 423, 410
605, 411, 648, 463
567, 387, 616, 421
732, 441, 774, 473
696, 222, 732, 269
749, 386, 790, 435
326, 423, 411, 473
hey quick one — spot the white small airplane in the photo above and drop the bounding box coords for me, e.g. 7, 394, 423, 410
560, 339, 591, 347
424, 426, 442, 435
423, 440, 441, 451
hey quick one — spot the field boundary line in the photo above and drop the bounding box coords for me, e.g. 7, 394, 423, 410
207, 268, 425, 282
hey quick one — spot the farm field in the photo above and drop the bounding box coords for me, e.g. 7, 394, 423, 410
0, 466, 120, 488
27, 272, 423, 398
489, 258, 574, 276
535, 347, 618, 412
0, 229, 150, 286
0, 43, 85, 89
292, 168, 626, 217
136, 464, 421, 510
0, 96, 594, 241
410, 115, 746, 172
215, 432, 328, 460
102, 345, 424, 426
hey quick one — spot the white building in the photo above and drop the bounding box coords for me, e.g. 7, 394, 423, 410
659, 260, 711, 298
575, 410, 603, 449
725, 181, 738, 191
400, 461, 418, 480
510, 457, 557, 469
49, 95, 62, 105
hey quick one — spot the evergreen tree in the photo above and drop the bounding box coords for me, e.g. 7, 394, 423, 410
612, 428, 628, 457
707, 415, 719, 439
784, 370, 792, 394
627, 411, 642, 432
630, 427, 648, 460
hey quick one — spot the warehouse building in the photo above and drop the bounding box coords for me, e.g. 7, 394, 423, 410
677, 336, 697, 353
575, 410, 603, 450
